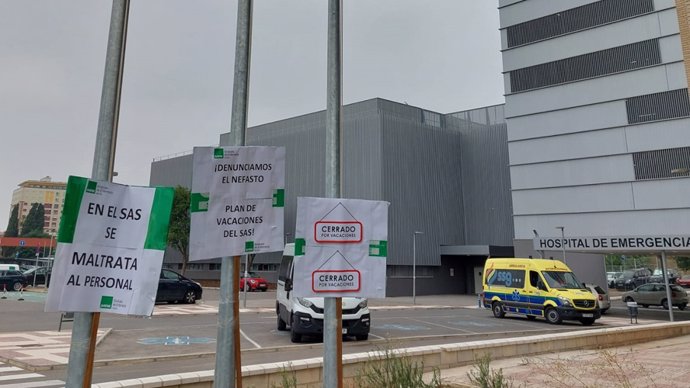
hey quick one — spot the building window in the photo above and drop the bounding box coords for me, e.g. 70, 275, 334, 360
251, 263, 278, 272
625, 89, 690, 124
510, 39, 661, 92
633, 147, 690, 180
209, 264, 222, 271
507, 0, 654, 48
186, 263, 205, 271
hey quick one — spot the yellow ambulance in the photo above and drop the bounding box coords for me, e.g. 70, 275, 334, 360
482, 258, 600, 325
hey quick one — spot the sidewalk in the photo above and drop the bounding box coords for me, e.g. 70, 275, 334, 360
435, 333, 690, 387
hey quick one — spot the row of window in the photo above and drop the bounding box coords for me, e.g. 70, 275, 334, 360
506, 0, 654, 48
162, 263, 280, 272
633, 146, 690, 180
510, 39, 661, 93
626, 89, 690, 124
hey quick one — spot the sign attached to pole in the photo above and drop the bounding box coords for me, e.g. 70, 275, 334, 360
189, 146, 285, 260
533, 235, 690, 252
45, 176, 174, 316
293, 197, 389, 298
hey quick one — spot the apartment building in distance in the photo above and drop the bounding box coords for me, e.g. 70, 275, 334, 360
10, 176, 66, 235
499, 0, 690, 273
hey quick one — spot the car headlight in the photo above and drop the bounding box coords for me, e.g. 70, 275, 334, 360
557, 296, 572, 307
249, 279, 257, 284
297, 298, 313, 308
358, 299, 368, 309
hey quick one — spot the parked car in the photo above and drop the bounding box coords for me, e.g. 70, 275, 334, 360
622, 283, 688, 310
584, 283, 610, 314
240, 272, 269, 292
677, 275, 690, 288
648, 268, 680, 284
606, 272, 622, 288
156, 269, 203, 304
0, 270, 28, 291
615, 268, 652, 290
22, 266, 51, 287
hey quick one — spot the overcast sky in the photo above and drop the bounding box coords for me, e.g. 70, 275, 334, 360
0, 0, 504, 232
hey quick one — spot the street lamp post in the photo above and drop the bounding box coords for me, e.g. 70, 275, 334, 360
413, 231, 423, 305
556, 226, 566, 264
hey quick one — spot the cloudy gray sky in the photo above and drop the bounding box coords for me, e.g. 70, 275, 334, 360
0, 0, 504, 231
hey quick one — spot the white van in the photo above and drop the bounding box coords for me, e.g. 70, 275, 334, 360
276, 243, 371, 343
0, 264, 20, 271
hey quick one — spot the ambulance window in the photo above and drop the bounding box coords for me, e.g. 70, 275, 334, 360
486, 269, 524, 288
530, 271, 540, 287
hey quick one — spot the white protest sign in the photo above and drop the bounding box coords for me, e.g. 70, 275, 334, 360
45, 176, 174, 316
189, 146, 285, 260
293, 197, 389, 298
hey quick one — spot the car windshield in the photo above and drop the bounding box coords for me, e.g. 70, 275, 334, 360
242, 272, 261, 278
542, 271, 583, 289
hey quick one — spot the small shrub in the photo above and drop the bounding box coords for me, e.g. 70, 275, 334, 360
466, 354, 513, 388
355, 345, 443, 388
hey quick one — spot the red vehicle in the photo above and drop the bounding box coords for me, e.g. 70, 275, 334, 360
239, 272, 269, 292
676, 275, 690, 288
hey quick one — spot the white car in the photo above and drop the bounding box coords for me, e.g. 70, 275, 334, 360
276, 243, 371, 343
584, 283, 610, 314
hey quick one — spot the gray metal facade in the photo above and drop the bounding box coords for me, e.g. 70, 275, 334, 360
149, 98, 513, 295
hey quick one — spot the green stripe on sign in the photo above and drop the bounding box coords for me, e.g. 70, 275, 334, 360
369, 240, 387, 257
272, 189, 285, 207
58, 176, 89, 244
190, 193, 209, 213
144, 187, 174, 251
295, 238, 306, 256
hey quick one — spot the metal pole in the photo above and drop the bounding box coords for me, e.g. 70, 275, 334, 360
661, 251, 674, 322
33, 252, 39, 287
214, 1, 252, 387
324, 1, 343, 387
65, 1, 128, 387
243, 255, 248, 308
413, 233, 417, 305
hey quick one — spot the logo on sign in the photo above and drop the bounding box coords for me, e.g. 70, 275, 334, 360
312, 269, 361, 293
314, 221, 362, 243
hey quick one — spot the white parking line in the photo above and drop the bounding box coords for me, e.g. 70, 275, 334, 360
240, 329, 262, 349
0, 373, 45, 381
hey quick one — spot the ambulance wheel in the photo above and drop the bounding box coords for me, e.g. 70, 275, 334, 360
492, 302, 505, 318
545, 307, 562, 324
580, 318, 595, 326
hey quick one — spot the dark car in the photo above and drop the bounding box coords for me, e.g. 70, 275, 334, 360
156, 269, 203, 304
648, 268, 680, 284
22, 267, 51, 287
239, 272, 269, 292
615, 268, 651, 290
0, 270, 28, 291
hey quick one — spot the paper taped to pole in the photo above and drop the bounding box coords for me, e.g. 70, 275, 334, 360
45, 176, 174, 316
189, 146, 285, 260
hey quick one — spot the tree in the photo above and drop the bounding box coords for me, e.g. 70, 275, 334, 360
677, 257, 690, 272
21, 203, 45, 236
167, 186, 190, 275
2, 205, 19, 258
